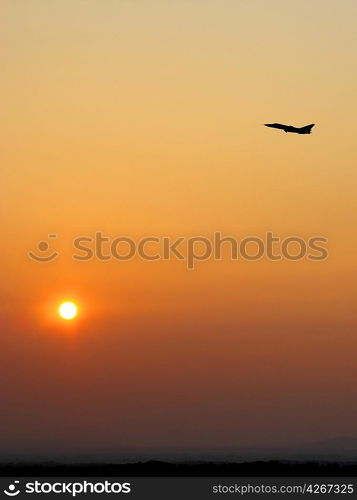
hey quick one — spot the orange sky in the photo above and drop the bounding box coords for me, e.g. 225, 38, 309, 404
1, 0, 357, 453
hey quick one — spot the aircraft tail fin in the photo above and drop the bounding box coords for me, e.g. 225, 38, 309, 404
300, 123, 315, 134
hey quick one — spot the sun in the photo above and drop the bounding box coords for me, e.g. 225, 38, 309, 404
58, 301, 78, 320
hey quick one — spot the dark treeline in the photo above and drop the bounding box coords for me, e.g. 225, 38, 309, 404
1, 460, 356, 477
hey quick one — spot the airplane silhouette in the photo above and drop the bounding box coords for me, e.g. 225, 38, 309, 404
264, 123, 315, 134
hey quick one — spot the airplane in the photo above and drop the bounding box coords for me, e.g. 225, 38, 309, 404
264, 123, 315, 134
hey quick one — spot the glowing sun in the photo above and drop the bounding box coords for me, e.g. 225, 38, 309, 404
58, 301, 78, 320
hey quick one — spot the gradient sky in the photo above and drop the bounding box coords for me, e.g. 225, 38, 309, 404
1, 0, 357, 454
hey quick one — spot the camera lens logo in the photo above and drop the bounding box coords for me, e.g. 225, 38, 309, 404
28, 234, 59, 262
4, 481, 20, 497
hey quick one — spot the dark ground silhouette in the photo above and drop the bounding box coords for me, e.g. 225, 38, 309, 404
1, 460, 356, 477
